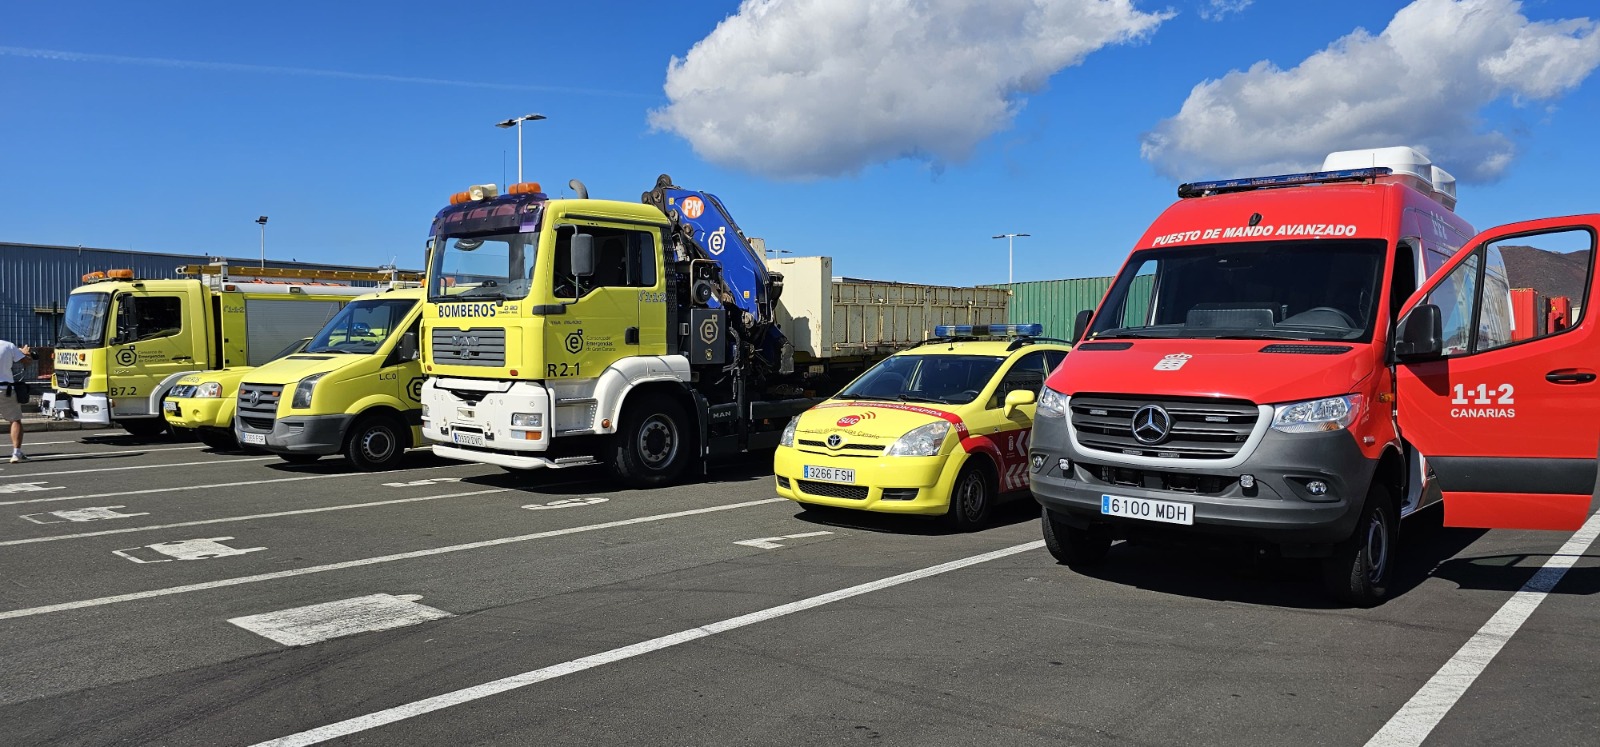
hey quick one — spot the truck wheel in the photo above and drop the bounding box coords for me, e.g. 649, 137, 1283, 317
941, 461, 995, 531
612, 397, 690, 488
345, 414, 407, 471
1322, 483, 1395, 607
1042, 507, 1111, 568
120, 419, 168, 439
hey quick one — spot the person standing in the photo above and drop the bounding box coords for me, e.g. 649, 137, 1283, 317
0, 338, 37, 463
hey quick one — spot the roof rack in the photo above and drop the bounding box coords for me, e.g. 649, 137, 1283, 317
176, 261, 423, 284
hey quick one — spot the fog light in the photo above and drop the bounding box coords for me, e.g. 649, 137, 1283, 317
1030, 455, 1045, 472
1239, 474, 1256, 489
1307, 480, 1328, 496
1058, 458, 1072, 473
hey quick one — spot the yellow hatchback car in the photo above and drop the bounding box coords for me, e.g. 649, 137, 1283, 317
775, 324, 1069, 529
163, 337, 311, 450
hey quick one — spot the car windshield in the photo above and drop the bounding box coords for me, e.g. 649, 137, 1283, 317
58, 292, 110, 349
306, 298, 418, 355
428, 232, 539, 302
836, 354, 1006, 405
1090, 239, 1388, 342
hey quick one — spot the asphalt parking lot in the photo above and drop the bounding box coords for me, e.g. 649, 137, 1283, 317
0, 433, 1594, 746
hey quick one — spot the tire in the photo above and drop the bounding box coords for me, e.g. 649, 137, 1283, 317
344, 413, 408, 471
120, 419, 168, 438
941, 461, 995, 531
1322, 483, 1396, 607
1042, 507, 1112, 568
279, 454, 321, 465
197, 429, 237, 451
612, 396, 691, 488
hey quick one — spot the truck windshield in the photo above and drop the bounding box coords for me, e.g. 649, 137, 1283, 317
307, 298, 419, 355
837, 354, 1006, 405
57, 292, 111, 349
428, 232, 539, 302
1090, 239, 1388, 342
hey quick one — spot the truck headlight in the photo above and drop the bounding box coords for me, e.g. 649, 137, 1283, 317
511, 412, 542, 428
885, 421, 951, 457
194, 382, 223, 398
1271, 394, 1362, 433
291, 373, 326, 409
779, 417, 798, 448
1037, 386, 1068, 418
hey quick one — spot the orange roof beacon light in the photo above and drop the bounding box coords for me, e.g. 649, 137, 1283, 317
507, 182, 543, 195
107, 269, 136, 280
82, 271, 107, 283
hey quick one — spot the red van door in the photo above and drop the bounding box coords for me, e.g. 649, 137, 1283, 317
1394, 216, 1598, 530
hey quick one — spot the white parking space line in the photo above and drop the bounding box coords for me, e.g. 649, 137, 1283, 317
0, 457, 277, 484
1365, 511, 1600, 747
0, 489, 508, 546
250, 540, 1046, 747
0, 498, 785, 621
229, 593, 453, 647
0, 464, 457, 507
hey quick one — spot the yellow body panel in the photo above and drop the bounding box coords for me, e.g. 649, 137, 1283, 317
162, 368, 253, 430
774, 340, 1071, 516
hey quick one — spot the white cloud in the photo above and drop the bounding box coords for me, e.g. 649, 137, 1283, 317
1142, 0, 1600, 182
1198, 1, 1252, 22
650, 0, 1170, 180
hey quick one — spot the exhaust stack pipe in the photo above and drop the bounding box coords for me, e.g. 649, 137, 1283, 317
569, 179, 588, 199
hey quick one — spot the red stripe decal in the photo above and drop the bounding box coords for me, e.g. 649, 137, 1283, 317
813, 401, 968, 436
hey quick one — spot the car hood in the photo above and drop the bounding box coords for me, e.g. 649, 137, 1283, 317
795, 399, 973, 446
241, 353, 366, 386
1046, 339, 1375, 405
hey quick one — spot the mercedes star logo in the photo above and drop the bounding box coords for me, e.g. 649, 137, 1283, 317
826, 434, 843, 449
1131, 404, 1172, 445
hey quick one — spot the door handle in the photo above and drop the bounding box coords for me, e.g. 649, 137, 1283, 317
1546, 369, 1597, 384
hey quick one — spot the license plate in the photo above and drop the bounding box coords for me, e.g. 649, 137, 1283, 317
802, 465, 855, 483
163, 400, 179, 414
241, 432, 266, 445
1101, 494, 1193, 526
453, 431, 486, 447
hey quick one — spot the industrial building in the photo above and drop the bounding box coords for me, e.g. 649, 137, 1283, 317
0, 241, 414, 348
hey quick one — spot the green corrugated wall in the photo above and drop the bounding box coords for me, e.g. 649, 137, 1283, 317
986, 275, 1154, 339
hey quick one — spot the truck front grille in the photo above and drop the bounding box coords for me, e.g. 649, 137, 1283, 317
431, 328, 507, 367
236, 383, 282, 432
1071, 394, 1259, 460
55, 370, 89, 389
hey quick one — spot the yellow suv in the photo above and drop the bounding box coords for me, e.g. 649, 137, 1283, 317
775, 325, 1069, 529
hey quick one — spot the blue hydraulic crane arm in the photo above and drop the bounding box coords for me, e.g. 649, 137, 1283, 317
644, 175, 778, 327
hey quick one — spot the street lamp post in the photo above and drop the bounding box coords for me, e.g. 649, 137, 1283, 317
992, 233, 1030, 285
256, 216, 269, 269
494, 113, 546, 184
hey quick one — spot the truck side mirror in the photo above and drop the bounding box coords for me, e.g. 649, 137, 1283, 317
1393, 304, 1443, 361
1070, 309, 1093, 344
1003, 388, 1035, 417
397, 331, 419, 362
571, 233, 596, 278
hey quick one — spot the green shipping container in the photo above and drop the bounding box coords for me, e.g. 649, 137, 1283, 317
986, 275, 1153, 340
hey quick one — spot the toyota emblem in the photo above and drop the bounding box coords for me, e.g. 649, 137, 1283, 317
1131, 404, 1172, 445
826, 434, 843, 449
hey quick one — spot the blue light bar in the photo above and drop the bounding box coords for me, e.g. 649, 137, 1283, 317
934, 323, 1044, 338
1177, 167, 1391, 199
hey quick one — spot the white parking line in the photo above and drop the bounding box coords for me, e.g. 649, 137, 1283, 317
0, 457, 278, 485
250, 540, 1046, 746
0, 463, 459, 507
0, 488, 509, 546
0, 498, 785, 621
1365, 511, 1600, 747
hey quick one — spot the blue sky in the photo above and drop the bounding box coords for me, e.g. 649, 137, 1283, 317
4, 1, 1599, 286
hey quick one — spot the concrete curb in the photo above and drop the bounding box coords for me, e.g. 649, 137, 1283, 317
18, 418, 112, 432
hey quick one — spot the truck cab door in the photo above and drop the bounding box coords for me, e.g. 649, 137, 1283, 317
547, 225, 655, 380
109, 292, 194, 417
1393, 216, 1598, 530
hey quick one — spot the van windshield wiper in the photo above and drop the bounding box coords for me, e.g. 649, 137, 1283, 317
896, 394, 946, 404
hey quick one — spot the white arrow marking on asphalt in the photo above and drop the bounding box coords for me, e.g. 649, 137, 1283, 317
522, 497, 609, 510
734, 531, 833, 550
20, 505, 148, 524
0, 481, 63, 495
229, 593, 453, 647
112, 536, 266, 564
382, 477, 466, 488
